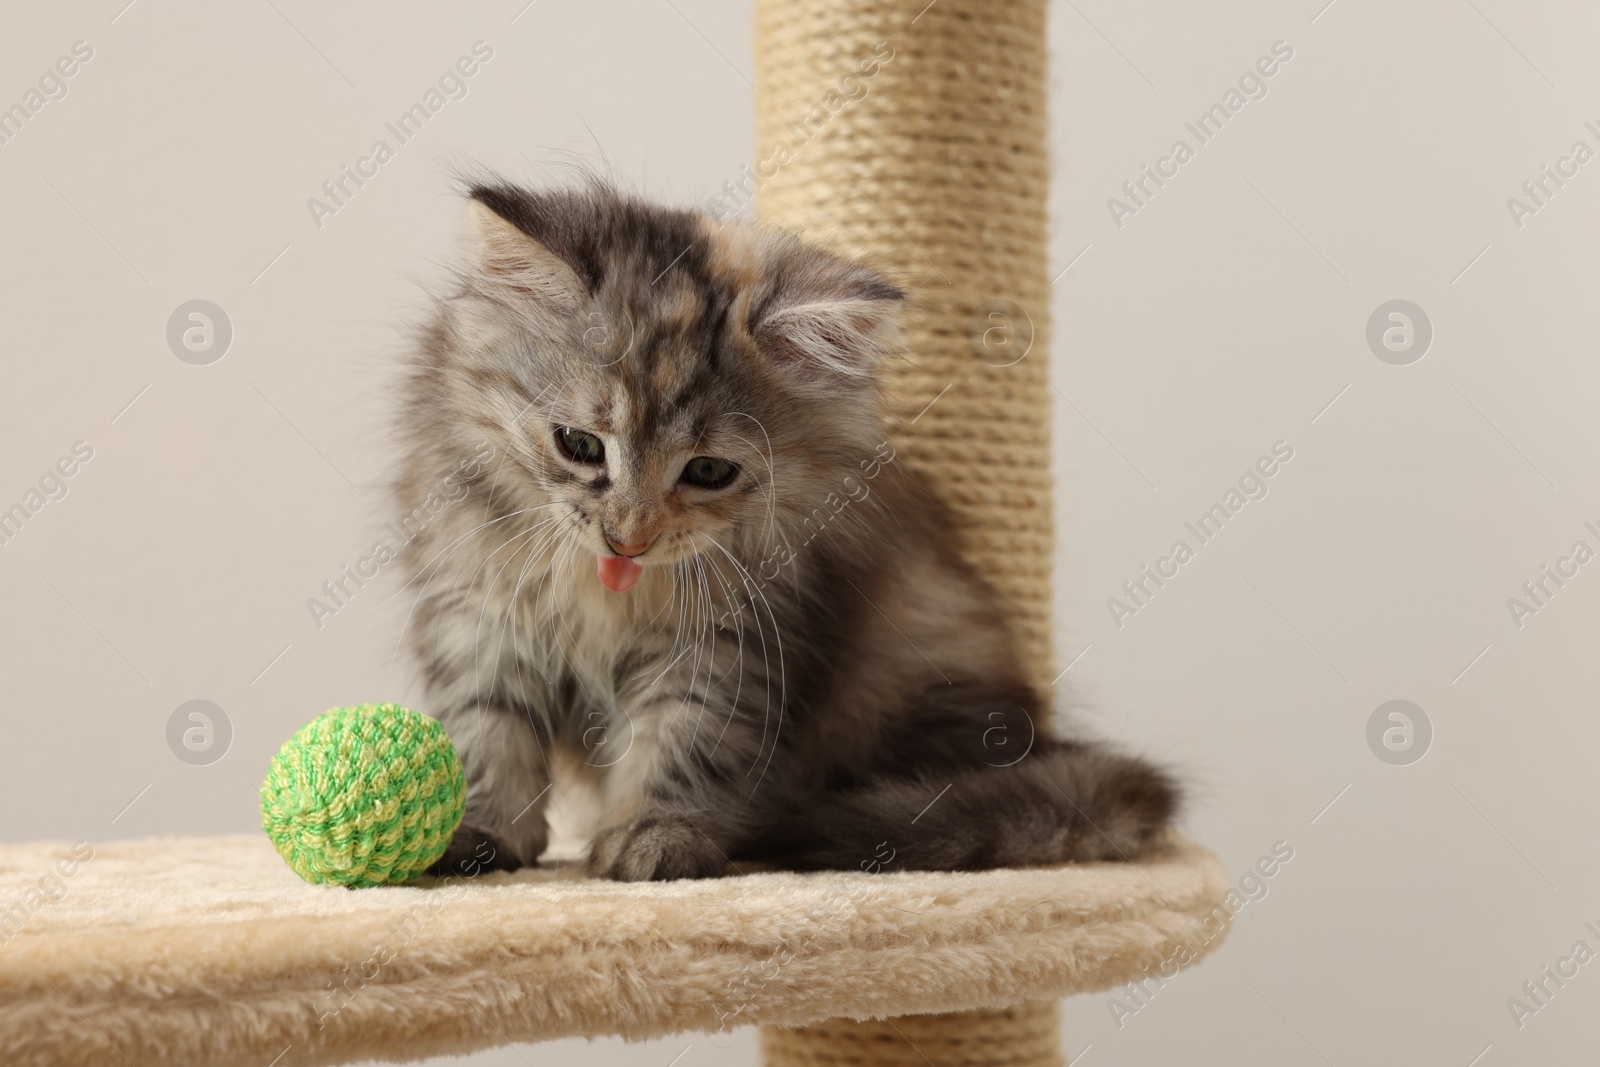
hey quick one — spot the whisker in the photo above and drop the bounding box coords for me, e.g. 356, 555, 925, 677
386, 503, 558, 683
700, 534, 787, 800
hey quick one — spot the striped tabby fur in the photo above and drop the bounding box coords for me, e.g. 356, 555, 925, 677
397, 178, 1176, 881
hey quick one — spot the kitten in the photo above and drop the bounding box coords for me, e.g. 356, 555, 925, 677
399, 178, 1176, 881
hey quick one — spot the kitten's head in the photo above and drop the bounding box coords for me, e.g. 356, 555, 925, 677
424, 179, 903, 589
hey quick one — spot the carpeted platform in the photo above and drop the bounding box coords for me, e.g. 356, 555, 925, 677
0, 832, 1231, 1066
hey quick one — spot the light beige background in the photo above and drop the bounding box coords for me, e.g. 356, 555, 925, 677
2, 1, 1597, 1064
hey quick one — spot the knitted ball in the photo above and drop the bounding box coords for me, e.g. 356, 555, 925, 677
260, 704, 465, 887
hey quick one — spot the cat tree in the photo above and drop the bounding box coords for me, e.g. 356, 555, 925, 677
0, 1, 1230, 1064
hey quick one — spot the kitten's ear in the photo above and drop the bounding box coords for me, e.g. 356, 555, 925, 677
467, 197, 586, 314
752, 255, 903, 378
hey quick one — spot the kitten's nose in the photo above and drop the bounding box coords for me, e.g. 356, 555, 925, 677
606, 536, 654, 558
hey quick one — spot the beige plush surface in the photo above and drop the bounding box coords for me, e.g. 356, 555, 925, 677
0, 833, 1231, 1067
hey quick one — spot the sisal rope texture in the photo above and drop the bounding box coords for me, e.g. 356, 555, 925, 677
753, 0, 1062, 1062
751, 0, 1055, 694
761, 1002, 1063, 1067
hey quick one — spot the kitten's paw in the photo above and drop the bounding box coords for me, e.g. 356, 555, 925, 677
429, 820, 527, 877
586, 811, 727, 881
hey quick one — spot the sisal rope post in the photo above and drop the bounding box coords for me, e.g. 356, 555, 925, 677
752, 0, 1060, 1061
761, 1002, 1062, 1067
751, 0, 1054, 696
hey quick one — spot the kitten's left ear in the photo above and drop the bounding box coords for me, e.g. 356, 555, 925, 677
466, 194, 586, 315
752, 253, 903, 378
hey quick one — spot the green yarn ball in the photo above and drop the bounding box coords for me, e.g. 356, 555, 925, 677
261, 704, 465, 887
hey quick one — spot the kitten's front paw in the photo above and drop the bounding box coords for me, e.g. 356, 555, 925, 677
586, 811, 727, 881
429, 820, 526, 877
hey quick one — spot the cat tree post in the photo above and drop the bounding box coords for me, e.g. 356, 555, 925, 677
752, 0, 1055, 695
752, 0, 1060, 1061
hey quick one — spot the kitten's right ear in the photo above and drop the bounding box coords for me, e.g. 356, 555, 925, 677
467, 197, 585, 315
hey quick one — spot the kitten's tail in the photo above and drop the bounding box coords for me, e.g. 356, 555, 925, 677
744, 740, 1178, 872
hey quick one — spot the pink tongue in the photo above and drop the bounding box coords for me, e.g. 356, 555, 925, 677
597, 555, 642, 592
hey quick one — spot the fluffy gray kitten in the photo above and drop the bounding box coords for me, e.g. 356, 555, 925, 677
399, 179, 1175, 881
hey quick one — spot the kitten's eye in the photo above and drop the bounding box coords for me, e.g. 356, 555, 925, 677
680, 456, 739, 490
556, 427, 605, 465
